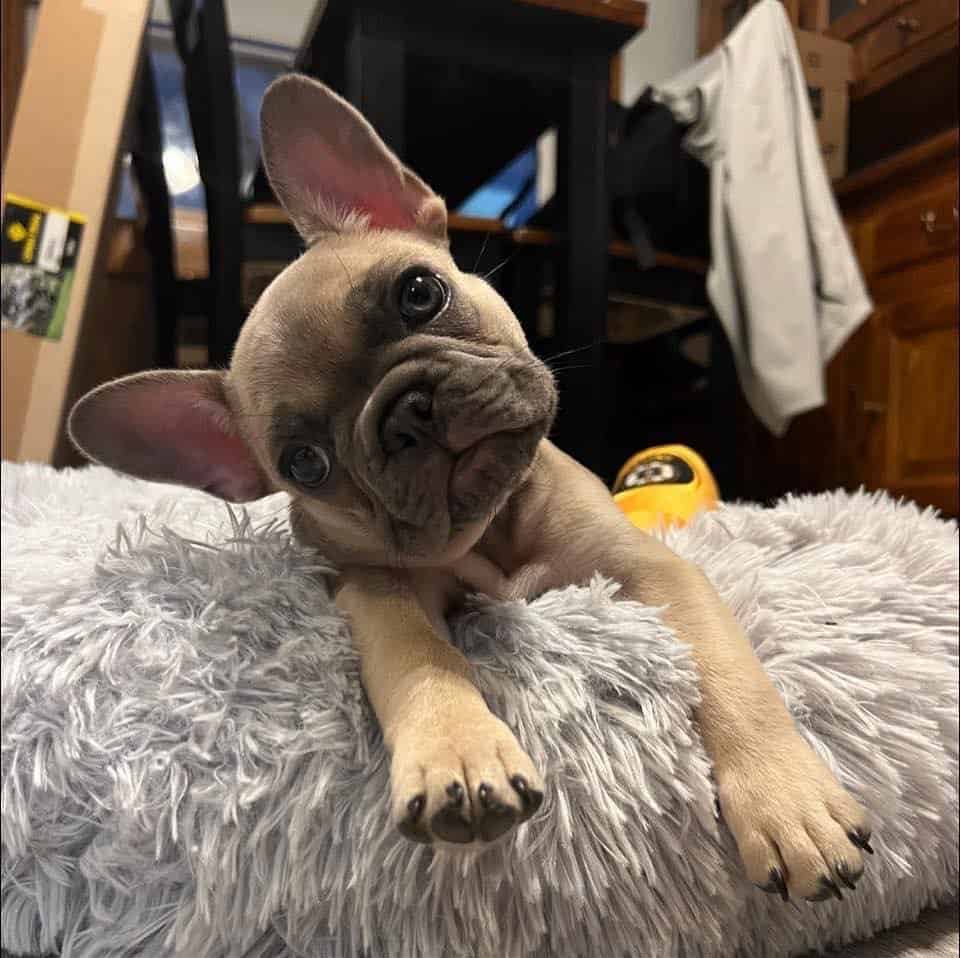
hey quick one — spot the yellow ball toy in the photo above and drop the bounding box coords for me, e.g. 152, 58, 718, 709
612, 444, 719, 532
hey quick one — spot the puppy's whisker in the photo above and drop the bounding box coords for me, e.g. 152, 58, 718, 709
546, 363, 593, 375
472, 232, 492, 274
332, 250, 357, 297
482, 252, 516, 282
540, 343, 594, 366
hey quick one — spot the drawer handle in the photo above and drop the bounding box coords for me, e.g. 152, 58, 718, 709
896, 16, 921, 31
861, 400, 887, 415
920, 208, 959, 234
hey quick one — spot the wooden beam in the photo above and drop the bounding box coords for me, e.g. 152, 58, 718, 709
517, 0, 647, 31
1, 0, 28, 171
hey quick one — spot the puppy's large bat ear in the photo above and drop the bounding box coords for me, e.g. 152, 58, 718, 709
260, 73, 447, 244
68, 371, 269, 502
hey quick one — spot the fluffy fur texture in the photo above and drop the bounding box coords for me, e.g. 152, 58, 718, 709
2, 462, 957, 958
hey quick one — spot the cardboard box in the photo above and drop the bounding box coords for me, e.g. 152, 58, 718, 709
794, 28, 855, 180
1, 0, 151, 466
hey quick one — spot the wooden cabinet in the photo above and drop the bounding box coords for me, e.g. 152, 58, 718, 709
700, 0, 958, 100
832, 129, 958, 514
827, 0, 958, 97
695, 3, 956, 513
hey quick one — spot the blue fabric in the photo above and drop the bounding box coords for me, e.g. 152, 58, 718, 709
457, 145, 540, 227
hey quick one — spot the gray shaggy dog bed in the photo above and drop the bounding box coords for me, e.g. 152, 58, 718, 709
2, 462, 957, 958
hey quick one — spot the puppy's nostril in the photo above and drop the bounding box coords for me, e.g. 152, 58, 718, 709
407, 391, 432, 419
380, 389, 434, 455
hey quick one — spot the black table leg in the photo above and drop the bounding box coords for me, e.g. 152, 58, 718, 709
555, 53, 610, 476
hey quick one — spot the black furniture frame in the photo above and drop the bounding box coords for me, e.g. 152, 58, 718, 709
129, 0, 744, 493
286, 0, 645, 469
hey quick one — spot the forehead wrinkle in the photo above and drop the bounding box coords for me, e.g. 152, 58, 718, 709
269, 405, 331, 451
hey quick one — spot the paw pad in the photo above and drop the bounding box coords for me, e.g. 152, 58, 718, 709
430, 781, 474, 844
476, 783, 518, 842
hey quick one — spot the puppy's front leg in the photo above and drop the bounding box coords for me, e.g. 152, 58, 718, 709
620, 536, 872, 901
335, 566, 543, 845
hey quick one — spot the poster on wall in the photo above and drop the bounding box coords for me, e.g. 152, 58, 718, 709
1, 194, 86, 341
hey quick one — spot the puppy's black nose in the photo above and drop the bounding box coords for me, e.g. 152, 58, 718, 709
380, 389, 434, 455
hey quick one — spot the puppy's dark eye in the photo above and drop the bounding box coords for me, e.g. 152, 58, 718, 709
279, 442, 331, 488
397, 270, 448, 326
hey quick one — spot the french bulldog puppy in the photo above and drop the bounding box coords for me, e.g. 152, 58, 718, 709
69, 75, 872, 901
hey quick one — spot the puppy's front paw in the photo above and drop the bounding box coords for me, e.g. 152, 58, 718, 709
390, 710, 543, 846
717, 739, 873, 903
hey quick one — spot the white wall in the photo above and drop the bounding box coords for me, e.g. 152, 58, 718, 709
619, 0, 701, 105
149, 1, 699, 98
149, 0, 317, 48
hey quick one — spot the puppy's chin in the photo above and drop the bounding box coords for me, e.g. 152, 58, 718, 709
377, 432, 539, 562
349, 344, 557, 562
448, 426, 543, 525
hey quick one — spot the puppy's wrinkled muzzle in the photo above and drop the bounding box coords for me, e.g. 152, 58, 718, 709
355, 347, 556, 553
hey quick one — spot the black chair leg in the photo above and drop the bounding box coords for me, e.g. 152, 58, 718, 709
707, 319, 742, 500
553, 53, 611, 475
170, 0, 244, 368
129, 51, 178, 368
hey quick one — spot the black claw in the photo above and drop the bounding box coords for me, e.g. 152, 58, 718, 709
510, 775, 544, 821
835, 860, 862, 891
397, 794, 431, 844
806, 876, 843, 903
758, 867, 789, 902
825, 877, 844, 901
407, 794, 425, 822
848, 829, 874, 855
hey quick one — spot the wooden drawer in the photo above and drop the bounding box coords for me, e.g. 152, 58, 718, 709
829, 0, 910, 41
852, 0, 958, 76
872, 181, 958, 274
884, 282, 959, 513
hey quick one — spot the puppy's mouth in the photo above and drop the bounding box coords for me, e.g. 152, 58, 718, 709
354, 345, 556, 556
447, 424, 544, 520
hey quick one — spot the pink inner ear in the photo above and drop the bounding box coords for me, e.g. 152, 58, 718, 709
158, 396, 265, 502
94, 380, 267, 502
287, 130, 423, 232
